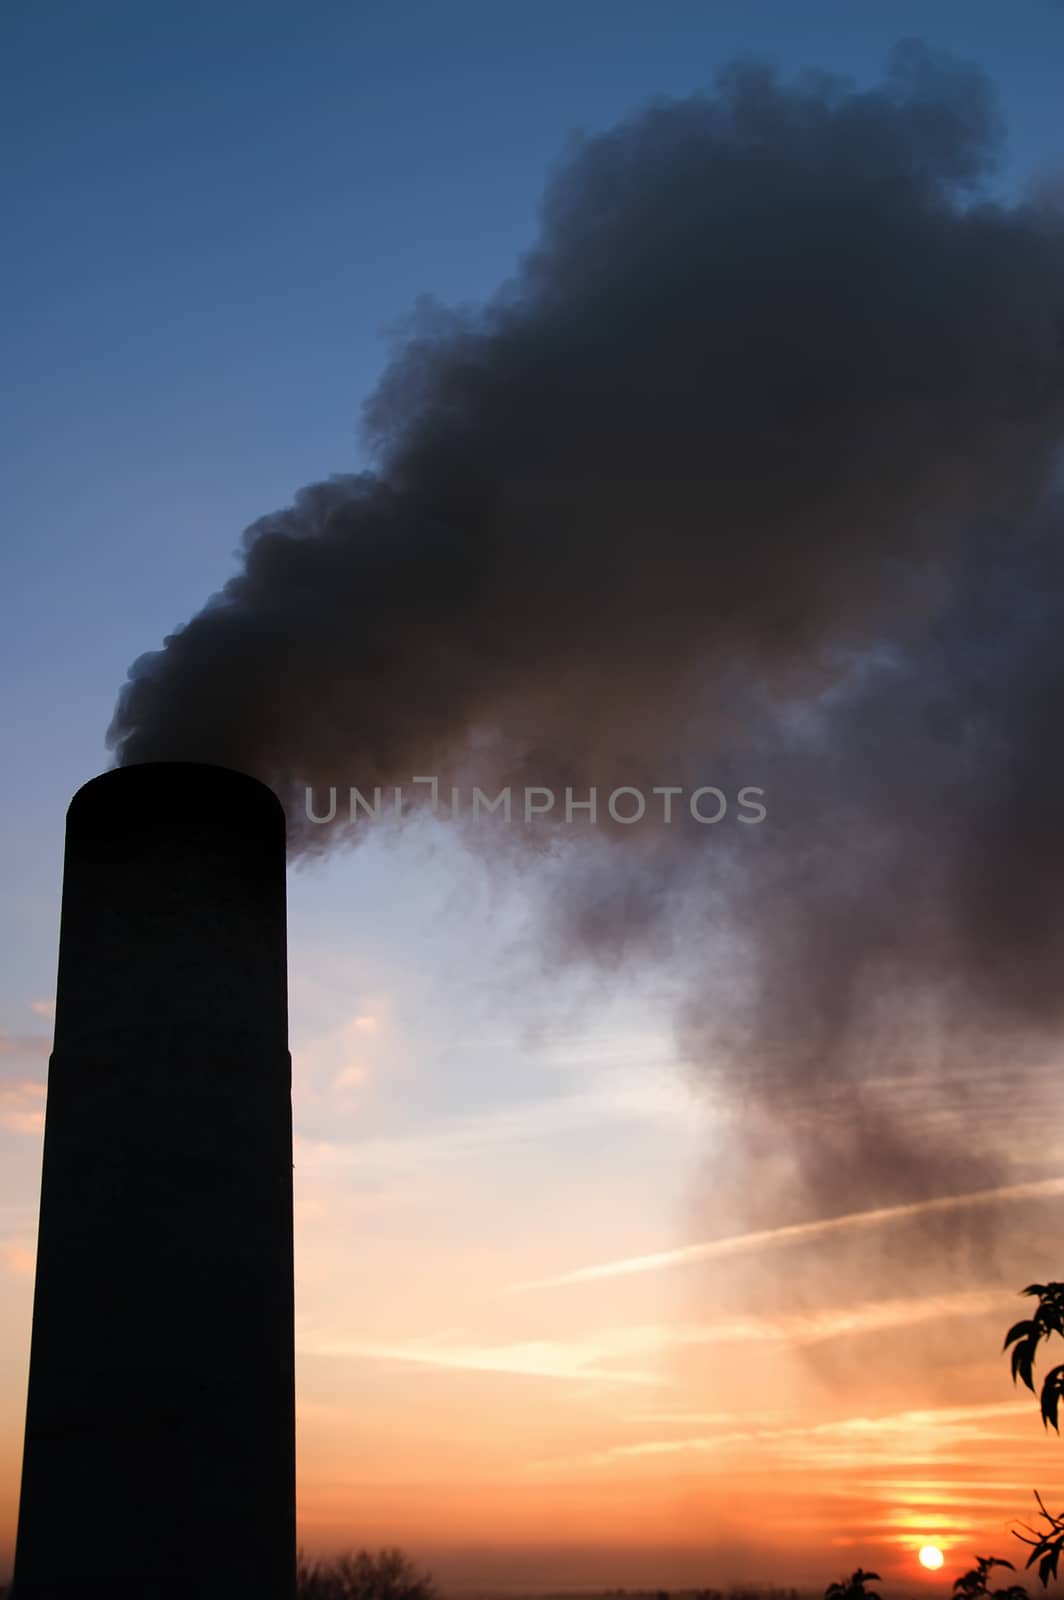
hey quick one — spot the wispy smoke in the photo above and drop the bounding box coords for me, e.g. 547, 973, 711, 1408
109, 43, 1064, 1250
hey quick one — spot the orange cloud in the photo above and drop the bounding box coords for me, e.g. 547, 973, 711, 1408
2, 1241, 35, 1277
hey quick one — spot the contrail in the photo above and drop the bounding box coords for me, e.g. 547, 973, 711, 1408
510, 1178, 1064, 1289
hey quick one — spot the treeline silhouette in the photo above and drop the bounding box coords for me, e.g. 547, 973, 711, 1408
590, 1589, 802, 1600
296, 1545, 438, 1600
0, 1556, 1045, 1600
0, 1544, 436, 1600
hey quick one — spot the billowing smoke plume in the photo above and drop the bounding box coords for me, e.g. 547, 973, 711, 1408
110, 44, 1064, 1253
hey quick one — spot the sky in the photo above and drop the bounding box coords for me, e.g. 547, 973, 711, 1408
5, 1, 1064, 1592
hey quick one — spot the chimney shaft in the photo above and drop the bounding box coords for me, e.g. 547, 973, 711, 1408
13, 763, 296, 1599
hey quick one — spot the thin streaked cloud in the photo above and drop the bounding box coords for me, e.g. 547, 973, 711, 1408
528, 1397, 1036, 1476
299, 1330, 667, 1386
295, 1070, 700, 1174
577, 1289, 1015, 1352
0, 1078, 46, 1135
512, 1179, 1064, 1288
296, 1289, 1014, 1404
592, 1288, 1015, 1354
774, 1288, 1013, 1345
0, 1033, 49, 1064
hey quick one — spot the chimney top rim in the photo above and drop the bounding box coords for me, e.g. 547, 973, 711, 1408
67, 762, 285, 828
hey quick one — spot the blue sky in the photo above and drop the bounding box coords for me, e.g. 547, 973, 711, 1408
5, 2, 1064, 1584
5, 0, 1064, 1017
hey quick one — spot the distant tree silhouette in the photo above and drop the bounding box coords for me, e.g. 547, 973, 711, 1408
824, 1568, 881, 1600
1003, 1281, 1064, 1585
296, 1545, 438, 1600
952, 1555, 1028, 1600
729, 1588, 798, 1600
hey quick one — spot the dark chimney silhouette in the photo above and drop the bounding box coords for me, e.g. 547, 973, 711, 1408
13, 763, 296, 1599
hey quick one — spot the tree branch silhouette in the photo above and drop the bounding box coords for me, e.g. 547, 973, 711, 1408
1003, 1282, 1064, 1585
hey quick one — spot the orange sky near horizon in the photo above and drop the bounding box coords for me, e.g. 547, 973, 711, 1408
10, 0, 1064, 1591
3, 842, 1064, 1595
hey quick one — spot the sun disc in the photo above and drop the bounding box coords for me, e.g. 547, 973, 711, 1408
919, 1546, 944, 1571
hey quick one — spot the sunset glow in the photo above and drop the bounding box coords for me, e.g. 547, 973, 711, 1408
6, 5, 1064, 1598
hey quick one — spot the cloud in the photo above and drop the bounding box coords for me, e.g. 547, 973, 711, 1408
529, 1397, 1035, 1475
512, 1178, 1064, 1288
0, 1076, 46, 1135
300, 1330, 665, 1386
333, 1063, 369, 1090
293, 1003, 398, 1111
294, 1068, 698, 1176
2, 1240, 36, 1277
0, 1035, 49, 1135
0, 1032, 50, 1063
594, 1288, 1016, 1351
298, 1287, 1012, 1403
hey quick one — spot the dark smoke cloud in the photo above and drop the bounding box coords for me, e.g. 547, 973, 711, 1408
546, 526, 1064, 1242
109, 43, 1064, 1251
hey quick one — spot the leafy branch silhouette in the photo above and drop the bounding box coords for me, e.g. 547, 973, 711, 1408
952, 1554, 1028, 1600
824, 1568, 881, 1600
1003, 1282, 1064, 1585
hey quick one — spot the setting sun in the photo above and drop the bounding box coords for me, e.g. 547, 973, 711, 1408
919, 1547, 945, 1571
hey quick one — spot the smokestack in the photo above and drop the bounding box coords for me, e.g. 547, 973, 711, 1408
13, 763, 295, 1600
